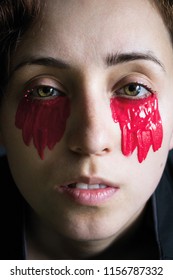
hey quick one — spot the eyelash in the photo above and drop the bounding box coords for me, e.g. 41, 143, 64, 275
25, 85, 65, 99
24, 81, 155, 100
114, 82, 155, 99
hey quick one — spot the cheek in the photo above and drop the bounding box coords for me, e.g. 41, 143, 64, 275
110, 95, 163, 163
15, 96, 70, 159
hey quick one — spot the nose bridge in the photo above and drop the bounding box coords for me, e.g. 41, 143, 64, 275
66, 77, 116, 156
75, 69, 110, 129
79, 90, 105, 128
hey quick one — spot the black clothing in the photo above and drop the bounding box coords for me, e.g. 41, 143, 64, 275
0, 150, 173, 260
153, 149, 173, 259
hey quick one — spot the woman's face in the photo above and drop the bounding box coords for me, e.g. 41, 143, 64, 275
1, 0, 173, 241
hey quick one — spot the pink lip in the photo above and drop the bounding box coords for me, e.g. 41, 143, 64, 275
54, 177, 119, 206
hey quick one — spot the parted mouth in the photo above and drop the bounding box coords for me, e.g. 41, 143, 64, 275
54, 176, 119, 206
59, 177, 119, 190
63, 183, 109, 189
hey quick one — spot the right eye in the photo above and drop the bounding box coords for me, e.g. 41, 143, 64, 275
27, 85, 65, 98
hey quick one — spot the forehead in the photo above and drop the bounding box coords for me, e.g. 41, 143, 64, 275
12, 0, 172, 69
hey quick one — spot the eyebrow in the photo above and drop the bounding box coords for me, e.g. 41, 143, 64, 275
11, 51, 165, 75
12, 57, 71, 73
105, 51, 165, 71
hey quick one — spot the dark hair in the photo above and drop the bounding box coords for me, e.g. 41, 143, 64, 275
0, 0, 41, 89
153, 0, 173, 43
0, 0, 173, 91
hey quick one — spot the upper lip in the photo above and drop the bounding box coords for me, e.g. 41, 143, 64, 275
58, 176, 119, 189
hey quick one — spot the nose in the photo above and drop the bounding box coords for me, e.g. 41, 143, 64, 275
66, 95, 116, 156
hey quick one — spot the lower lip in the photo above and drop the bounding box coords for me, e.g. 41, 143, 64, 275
55, 186, 118, 206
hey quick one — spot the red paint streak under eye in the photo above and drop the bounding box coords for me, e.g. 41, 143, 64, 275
15, 96, 70, 159
110, 95, 163, 163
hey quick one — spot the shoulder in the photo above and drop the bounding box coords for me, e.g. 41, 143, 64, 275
153, 149, 173, 259
0, 155, 25, 259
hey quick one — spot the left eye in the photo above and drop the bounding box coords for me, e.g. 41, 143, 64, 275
28, 86, 64, 98
117, 83, 150, 98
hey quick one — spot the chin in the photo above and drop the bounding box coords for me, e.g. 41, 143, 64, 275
57, 219, 118, 242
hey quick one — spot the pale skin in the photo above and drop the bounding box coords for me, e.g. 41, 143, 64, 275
1, 0, 173, 259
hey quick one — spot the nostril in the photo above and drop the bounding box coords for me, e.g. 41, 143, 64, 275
69, 144, 111, 156
73, 147, 83, 154
102, 148, 110, 153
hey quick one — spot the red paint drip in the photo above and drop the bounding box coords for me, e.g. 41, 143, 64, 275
15, 96, 70, 159
110, 95, 163, 163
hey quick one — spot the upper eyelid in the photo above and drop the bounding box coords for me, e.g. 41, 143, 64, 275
112, 75, 157, 93
23, 75, 67, 91
26, 84, 60, 91
21, 73, 157, 95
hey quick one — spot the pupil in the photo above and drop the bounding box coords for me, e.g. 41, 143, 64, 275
43, 87, 52, 93
128, 84, 141, 95
38, 87, 53, 96
129, 84, 137, 92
